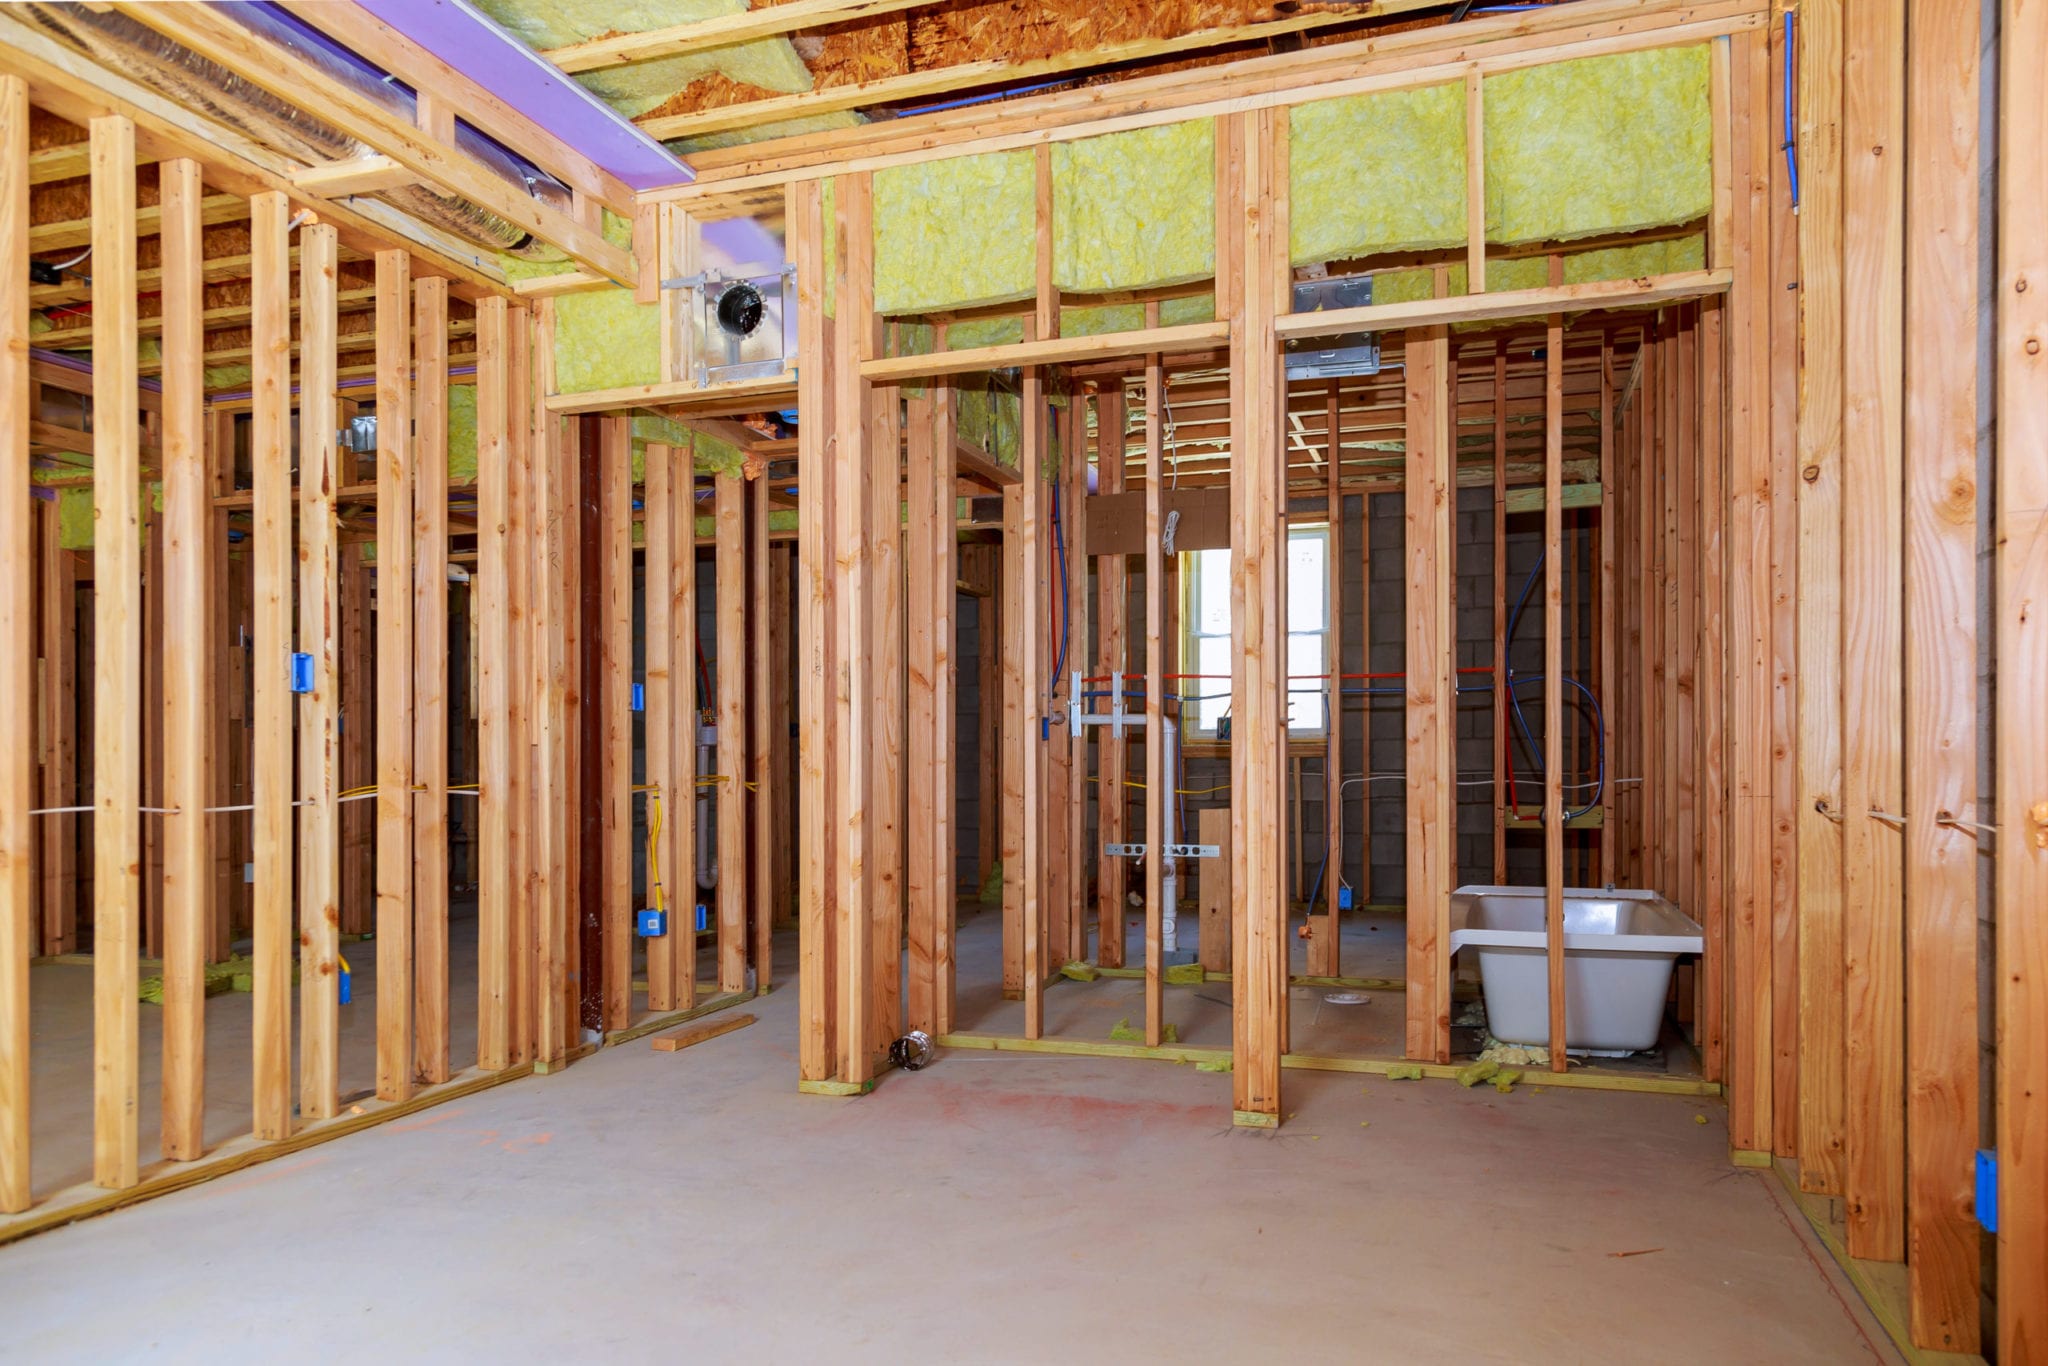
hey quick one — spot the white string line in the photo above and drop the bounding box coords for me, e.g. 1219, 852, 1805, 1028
30, 789, 485, 817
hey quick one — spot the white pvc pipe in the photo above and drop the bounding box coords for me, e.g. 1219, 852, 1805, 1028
1161, 716, 1181, 954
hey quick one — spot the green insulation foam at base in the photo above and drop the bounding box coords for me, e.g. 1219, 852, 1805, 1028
1061, 962, 1100, 982
874, 151, 1036, 315
1051, 120, 1214, 293
1291, 82, 1467, 266
1386, 1064, 1426, 1081
1484, 45, 1711, 245
1456, 1059, 1501, 1088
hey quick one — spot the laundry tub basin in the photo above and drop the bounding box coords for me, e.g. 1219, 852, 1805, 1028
1448, 886, 1704, 1056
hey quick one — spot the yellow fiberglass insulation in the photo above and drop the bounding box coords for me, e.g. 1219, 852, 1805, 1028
1363, 232, 1706, 307
1051, 120, 1214, 293
552, 287, 661, 393
1484, 45, 1711, 245
448, 382, 479, 483
1290, 82, 1467, 266
874, 151, 1036, 315
474, 0, 813, 122
1061, 294, 1215, 338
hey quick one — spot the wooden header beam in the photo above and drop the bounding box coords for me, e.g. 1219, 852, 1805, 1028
862, 322, 1229, 382
1275, 271, 1733, 342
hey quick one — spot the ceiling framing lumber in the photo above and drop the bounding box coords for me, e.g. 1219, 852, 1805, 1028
103, 3, 637, 287
637, 9, 1413, 143
274, 0, 638, 216
0, 7, 506, 297
660, 0, 1769, 199
548, 0, 936, 73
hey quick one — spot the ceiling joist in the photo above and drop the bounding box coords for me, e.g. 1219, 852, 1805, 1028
105, 2, 637, 287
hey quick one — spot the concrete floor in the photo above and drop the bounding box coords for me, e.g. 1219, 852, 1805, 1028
2, 903, 1898, 1363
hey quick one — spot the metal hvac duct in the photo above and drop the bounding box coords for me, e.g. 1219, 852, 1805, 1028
23, 1, 577, 262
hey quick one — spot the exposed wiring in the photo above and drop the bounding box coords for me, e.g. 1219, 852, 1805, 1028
1782, 9, 1801, 211
44, 244, 92, 274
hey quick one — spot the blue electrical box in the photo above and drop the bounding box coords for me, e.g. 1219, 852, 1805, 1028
1977, 1150, 1998, 1233
631, 683, 646, 713
338, 965, 352, 1005
695, 903, 709, 933
636, 908, 668, 938
1338, 886, 1353, 910
289, 652, 314, 694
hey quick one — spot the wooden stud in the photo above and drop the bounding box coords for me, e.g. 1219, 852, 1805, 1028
1542, 266, 1565, 1072
91, 114, 142, 1189
474, 296, 512, 1070
1144, 318, 1166, 1046
1902, 1, 1982, 1346
1672, 309, 1698, 1019
600, 416, 634, 1031
1792, 0, 1845, 1197
1767, 13, 1801, 1162
1402, 277, 1455, 1067
1995, 0, 2047, 1339
644, 443, 678, 1013
716, 470, 749, 995
1838, 0, 1905, 1263
931, 375, 957, 1035
1465, 69, 1486, 292
158, 157, 209, 1161
907, 390, 938, 1033
39, 500, 78, 960
867, 356, 903, 1045
1060, 401, 1088, 968
373, 248, 414, 1105
504, 308, 533, 1064
833, 173, 876, 1081
1696, 297, 1727, 1084
672, 447, 699, 1011
770, 545, 794, 934
1312, 380, 1342, 979
297, 222, 341, 1122
1095, 387, 1128, 969
750, 468, 774, 990
0, 74, 29, 1212
531, 300, 573, 1062
1597, 338, 1617, 882
792, 179, 835, 1081
1229, 108, 1287, 1118
1491, 341, 1508, 869
339, 546, 374, 937
1725, 28, 1775, 1157
249, 195, 299, 1139
1016, 371, 1046, 1039
412, 275, 450, 1086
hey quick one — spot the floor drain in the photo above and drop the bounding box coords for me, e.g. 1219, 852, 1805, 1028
1324, 991, 1370, 1005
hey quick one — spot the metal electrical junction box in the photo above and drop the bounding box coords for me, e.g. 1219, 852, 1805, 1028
1284, 273, 1380, 381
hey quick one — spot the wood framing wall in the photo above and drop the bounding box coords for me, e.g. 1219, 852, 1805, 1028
0, 5, 2037, 1358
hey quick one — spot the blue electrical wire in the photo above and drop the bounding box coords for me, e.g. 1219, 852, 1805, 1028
1782, 10, 1801, 210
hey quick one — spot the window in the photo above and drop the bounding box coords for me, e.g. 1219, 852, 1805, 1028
1181, 523, 1332, 741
